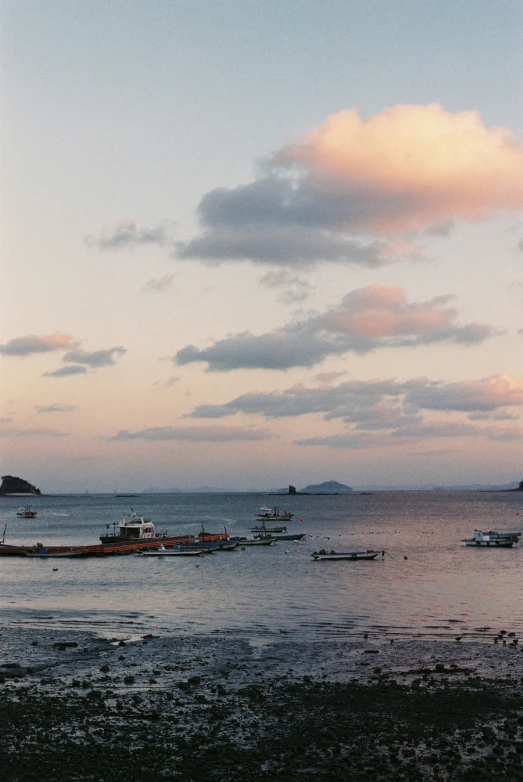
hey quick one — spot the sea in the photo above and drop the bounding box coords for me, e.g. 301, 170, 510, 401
0, 491, 522, 644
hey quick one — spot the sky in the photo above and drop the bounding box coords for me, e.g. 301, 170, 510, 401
1, 0, 522, 492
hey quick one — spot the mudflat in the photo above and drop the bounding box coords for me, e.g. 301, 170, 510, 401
1, 627, 523, 780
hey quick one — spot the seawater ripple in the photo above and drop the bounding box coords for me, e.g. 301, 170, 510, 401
1, 490, 522, 641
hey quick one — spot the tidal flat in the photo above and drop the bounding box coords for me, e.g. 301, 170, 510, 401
1, 627, 523, 780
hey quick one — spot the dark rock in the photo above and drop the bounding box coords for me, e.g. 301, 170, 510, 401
188, 676, 201, 686
0, 475, 41, 495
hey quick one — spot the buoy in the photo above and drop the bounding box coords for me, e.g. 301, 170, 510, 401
299, 517, 304, 521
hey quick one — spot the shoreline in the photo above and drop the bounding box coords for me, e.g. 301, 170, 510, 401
2, 626, 523, 780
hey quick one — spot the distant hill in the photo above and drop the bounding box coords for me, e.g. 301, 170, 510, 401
301, 480, 353, 494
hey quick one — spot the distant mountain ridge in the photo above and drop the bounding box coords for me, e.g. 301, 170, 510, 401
141, 486, 233, 494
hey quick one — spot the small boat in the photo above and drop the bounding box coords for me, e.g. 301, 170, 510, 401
138, 544, 207, 557
197, 525, 230, 543
311, 549, 384, 561
231, 536, 277, 546
462, 530, 518, 547
100, 511, 167, 544
263, 533, 306, 541
255, 506, 293, 522
250, 523, 288, 534
186, 539, 239, 552
24, 548, 87, 558
16, 507, 37, 518
487, 530, 521, 540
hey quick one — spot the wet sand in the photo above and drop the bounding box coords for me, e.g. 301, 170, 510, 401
1, 627, 523, 780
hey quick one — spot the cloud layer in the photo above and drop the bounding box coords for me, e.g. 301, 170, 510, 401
176, 284, 497, 371
188, 373, 523, 448
175, 104, 523, 266
107, 426, 271, 442
0, 333, 77, 356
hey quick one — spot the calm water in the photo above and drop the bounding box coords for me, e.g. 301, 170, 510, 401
0, 491, 522, 642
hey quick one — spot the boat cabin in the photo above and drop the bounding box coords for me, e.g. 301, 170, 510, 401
101, 511, 162, 543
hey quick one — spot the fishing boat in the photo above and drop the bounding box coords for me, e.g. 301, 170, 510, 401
462, 530, 518, 547
231, 536, 277, 546
185, 539, 239, 552
16, 507, 37, 518
311, 549, 384, 561
0, 535, 194, 558
100, 511, 166, 544
197, 525, 230, 543
257, 532, 305, 541
24, 549, 87, 559
137, 544, 207, 557
250, 522, 288, 534
487, 529, 521, 540
255, 506, 293, 522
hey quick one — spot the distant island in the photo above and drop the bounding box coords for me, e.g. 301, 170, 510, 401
0, 475, 42, 496
299, 480, 353, 494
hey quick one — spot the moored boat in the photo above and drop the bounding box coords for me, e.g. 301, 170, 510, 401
137, 544, 207, 557
24, 549, 87, 558
231, 536, 277, 546
255, 506, 293, 522
100, 511, 166, 544
250, 523, 288, 534
311, 549, 384, 561
0, 535, 193, 557
185, 539, 239, 552
259, 532, 305, 541
462, 529, 518, 547
197, 525, 230, 543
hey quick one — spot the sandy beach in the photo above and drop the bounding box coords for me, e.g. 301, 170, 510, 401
2, 626, 523, 780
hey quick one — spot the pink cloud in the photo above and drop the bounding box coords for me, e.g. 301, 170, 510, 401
278, 103, 523, 233
0, 332, 77, 356
406, 374, 523, 412
321, 284, 456, 338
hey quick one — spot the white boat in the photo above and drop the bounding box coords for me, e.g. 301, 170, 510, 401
138, 544, 206, 557
255, 506, 293, 522
231, 536, 278, 546
16, 506, 37, 518
100, 511, 167, 544
462, 529, 518, 547
311, 549, 384, 561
